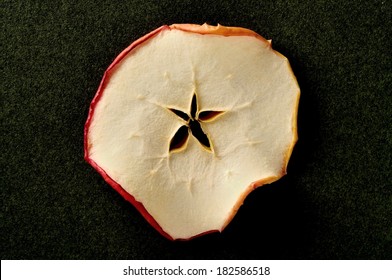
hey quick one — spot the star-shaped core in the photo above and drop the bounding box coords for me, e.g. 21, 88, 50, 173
168, 94, 225, 153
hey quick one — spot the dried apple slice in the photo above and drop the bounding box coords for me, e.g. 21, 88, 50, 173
84, 23, 300, 240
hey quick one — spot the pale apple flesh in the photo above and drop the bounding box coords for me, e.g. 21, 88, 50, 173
85, 23, 300, 240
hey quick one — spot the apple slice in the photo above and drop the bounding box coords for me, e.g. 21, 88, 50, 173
84, 23, 300, 240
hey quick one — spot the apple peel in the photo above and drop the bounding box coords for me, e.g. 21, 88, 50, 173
84, 23, 300, 240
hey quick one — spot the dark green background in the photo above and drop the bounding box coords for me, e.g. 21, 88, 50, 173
2, 0, 391, 259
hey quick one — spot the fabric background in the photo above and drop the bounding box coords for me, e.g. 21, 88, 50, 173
2, 0, 391, 259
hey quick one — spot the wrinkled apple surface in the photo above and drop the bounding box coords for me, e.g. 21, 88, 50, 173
85, 24, 300, 240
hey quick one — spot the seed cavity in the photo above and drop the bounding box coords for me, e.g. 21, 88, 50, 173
168, 108, 190, 122
189, 119, 211, 150
198, 110, 225, 122
169, 125, 189, 152
167, 93, 225, 153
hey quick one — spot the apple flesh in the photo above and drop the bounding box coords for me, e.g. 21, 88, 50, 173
84, 23, 300, 240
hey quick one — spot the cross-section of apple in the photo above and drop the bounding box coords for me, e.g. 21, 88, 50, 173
84, 23, 300, 240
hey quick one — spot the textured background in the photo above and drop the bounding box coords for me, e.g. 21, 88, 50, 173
2, 0, 391, 259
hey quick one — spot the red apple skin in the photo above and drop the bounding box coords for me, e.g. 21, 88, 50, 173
84, 24, 299, 241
